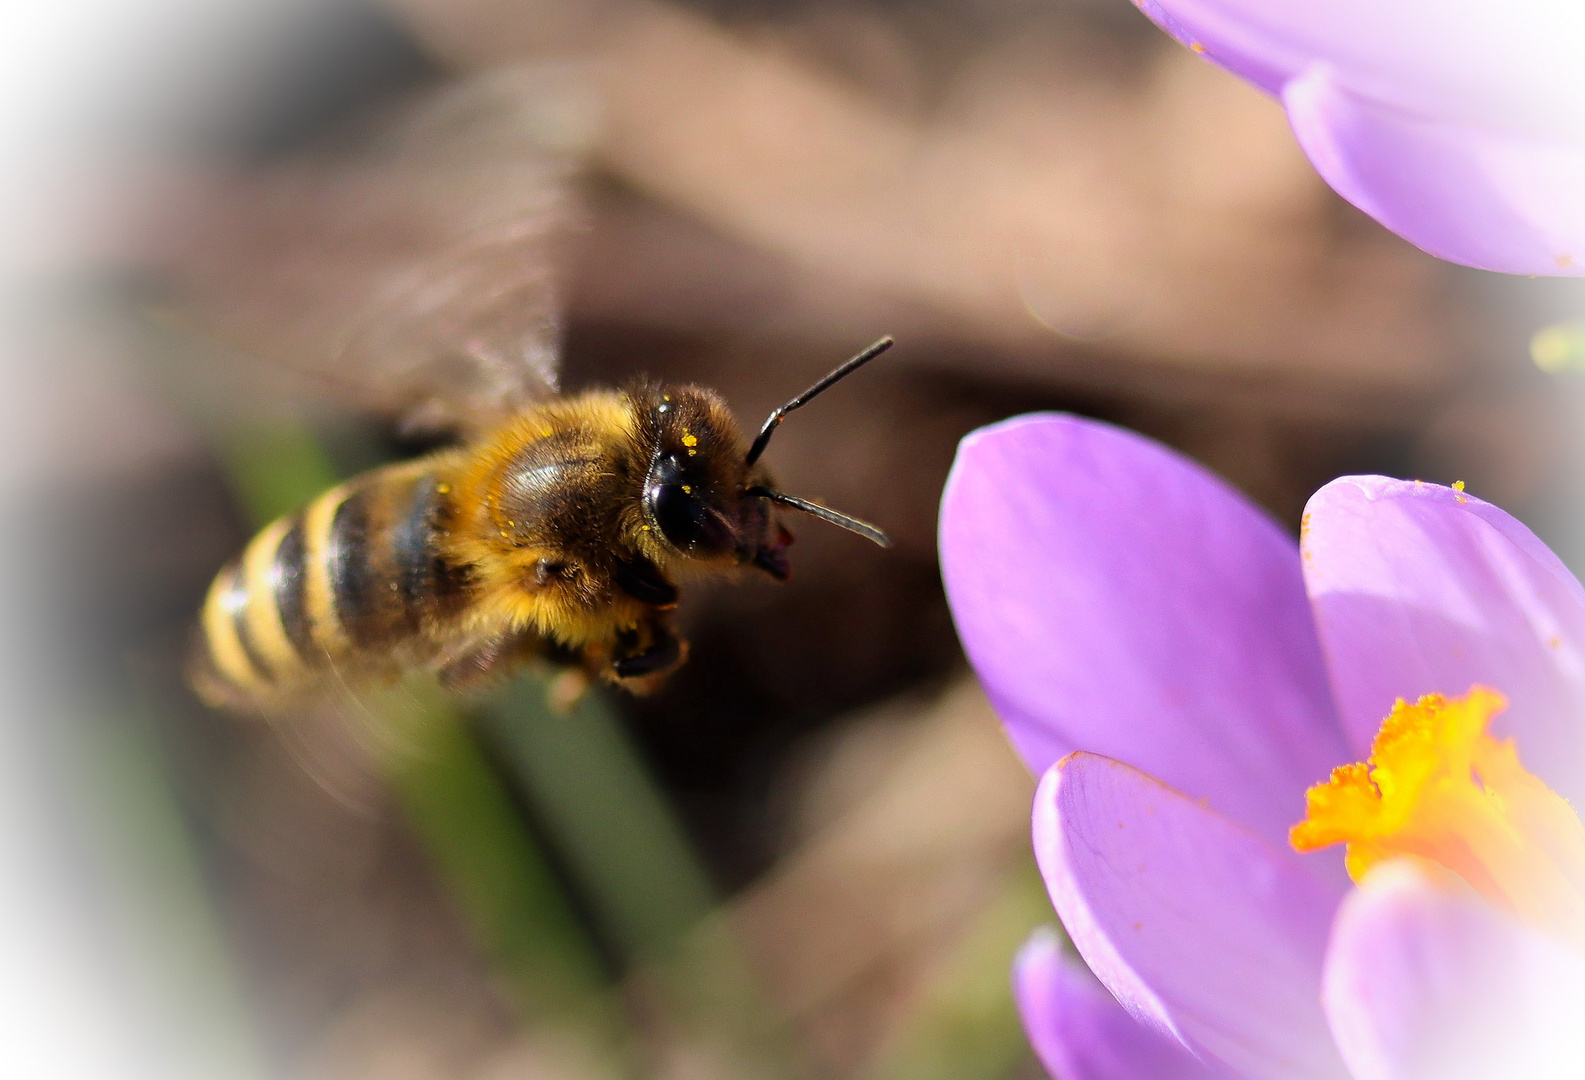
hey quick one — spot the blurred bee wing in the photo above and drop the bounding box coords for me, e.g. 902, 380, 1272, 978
255, 677, 464, 813
159, 65, 594, 435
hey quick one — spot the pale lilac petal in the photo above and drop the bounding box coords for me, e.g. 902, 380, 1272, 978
1130, 0, 1290, 95
1014, 929, 1232, 1080
1302, 476, 1585, 801
1283, 65, 1585, 275
1134, 0, 1585, 275
1323, 860, 1585, 1080
940, 413, 1349, 848
1134, 0, 1585, 131
1033, 753, 1349, 1080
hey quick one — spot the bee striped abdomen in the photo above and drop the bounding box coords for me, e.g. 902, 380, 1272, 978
392, 474, 471, 622
273, 518, 316, 663
327, 487, 386, 647
193, 461, 474, 707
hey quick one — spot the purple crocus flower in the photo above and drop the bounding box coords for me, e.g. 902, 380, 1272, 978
940, 414, 1585, 1079
1130, 0, 1585, 275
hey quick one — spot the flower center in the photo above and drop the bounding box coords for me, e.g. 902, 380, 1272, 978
1290, 686, 1585, 942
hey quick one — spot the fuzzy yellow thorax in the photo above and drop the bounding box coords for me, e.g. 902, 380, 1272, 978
1291, 687, 1585, 942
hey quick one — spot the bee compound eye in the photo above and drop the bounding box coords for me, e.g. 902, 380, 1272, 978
646, 481, 732, 554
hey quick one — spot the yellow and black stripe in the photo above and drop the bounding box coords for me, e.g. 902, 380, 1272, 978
191, 461, 473, 708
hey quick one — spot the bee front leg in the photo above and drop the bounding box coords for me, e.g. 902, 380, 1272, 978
612, 630, 682, 678
613, 556, 678, 608
605, 614, 689, 692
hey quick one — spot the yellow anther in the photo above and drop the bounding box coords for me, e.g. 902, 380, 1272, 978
1292, 688, 1585, 942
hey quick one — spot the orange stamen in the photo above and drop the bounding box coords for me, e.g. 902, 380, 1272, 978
1291, 687, 1585, 943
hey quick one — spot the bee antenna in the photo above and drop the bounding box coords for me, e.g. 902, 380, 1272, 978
747, 486, 891, 548
745, 336, 893, 467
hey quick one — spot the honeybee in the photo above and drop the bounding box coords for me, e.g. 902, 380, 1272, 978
168, 68, 892, 710
191, 339, 894, 709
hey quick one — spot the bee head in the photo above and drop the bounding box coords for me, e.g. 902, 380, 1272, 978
634, 384, 780, 575
636, 338, 893, 580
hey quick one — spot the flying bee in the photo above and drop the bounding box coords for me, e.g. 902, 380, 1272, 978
191, 338, 893, 709
166, 68, 891, 710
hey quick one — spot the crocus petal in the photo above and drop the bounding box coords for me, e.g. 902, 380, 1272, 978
1014, 929, 1232, 1080
1302, 476, 1585, 802
1034, 752, 1349, 1080
940, 413, 1349, 848
1133, 0, 1585, 275
1129, 0, 1294, 96
1133, 0, 1585, 130
1323, 860, 1585, 1080
1283, 64, 1585, 275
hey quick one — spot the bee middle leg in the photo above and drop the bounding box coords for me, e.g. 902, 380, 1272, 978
437, 630, 545, 693
439, 632, 600, 712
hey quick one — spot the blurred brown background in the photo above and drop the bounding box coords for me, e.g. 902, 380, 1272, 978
40, 0, 1585, 1078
